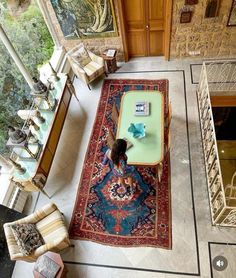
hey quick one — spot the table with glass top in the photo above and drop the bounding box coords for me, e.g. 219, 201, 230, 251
12, 74, 74, 197
116, 90, 164, 166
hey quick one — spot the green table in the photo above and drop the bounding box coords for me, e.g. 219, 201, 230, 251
116, 90, 164, 166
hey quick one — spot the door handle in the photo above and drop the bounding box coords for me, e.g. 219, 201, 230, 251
146, 25, 149, 29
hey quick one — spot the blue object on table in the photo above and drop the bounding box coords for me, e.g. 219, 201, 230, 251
128, 123, 145, 139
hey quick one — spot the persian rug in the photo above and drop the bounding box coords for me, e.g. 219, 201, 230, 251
69, 79, 171, 248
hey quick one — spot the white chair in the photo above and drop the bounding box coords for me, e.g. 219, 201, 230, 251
4, 203, 73, 262
67, 43, 106, 90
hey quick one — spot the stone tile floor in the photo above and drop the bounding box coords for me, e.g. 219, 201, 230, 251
12, 57, 236, 278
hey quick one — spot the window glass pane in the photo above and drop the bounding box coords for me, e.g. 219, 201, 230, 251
0, 0, 54, 155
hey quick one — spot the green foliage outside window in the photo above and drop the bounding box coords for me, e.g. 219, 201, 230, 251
0, 0, 54, 155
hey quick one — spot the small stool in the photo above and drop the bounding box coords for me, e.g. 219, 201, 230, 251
33, 251, 67, 278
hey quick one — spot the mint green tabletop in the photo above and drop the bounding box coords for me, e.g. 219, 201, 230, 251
116, 90, 164, 166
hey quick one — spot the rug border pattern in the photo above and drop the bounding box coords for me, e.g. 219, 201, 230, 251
69, 79, 172, 249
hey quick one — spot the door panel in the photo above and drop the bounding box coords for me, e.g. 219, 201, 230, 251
150, 31, 163, 56
128, 31, 146, 56
124, 0, 145, 22
148, 0, 165, 56
123, 0, 147, 56
123, 0, 165, 57
149, 0, 164, 19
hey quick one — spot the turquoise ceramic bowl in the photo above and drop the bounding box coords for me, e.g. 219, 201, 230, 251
128, 123, 145, 139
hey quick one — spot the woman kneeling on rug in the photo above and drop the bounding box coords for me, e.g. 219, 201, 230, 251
102, 139, 135, 188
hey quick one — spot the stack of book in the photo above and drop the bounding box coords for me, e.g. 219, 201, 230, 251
135, 101, 150, 116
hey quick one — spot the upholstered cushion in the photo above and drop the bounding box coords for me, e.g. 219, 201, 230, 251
83, 61, 104, 81
36, 210, 68, 243
71, 45, 91, 67
11, 223, 44, 256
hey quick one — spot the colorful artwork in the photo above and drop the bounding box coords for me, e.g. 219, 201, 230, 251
50, 0, 118, 39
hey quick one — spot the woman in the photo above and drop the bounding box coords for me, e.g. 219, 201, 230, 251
102, 139, 134, 187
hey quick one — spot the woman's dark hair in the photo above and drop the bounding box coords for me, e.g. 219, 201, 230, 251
111, 139, 127, 166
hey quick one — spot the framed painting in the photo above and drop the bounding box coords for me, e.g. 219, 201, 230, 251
227, 0, 236, 26
50, 0, 118, 39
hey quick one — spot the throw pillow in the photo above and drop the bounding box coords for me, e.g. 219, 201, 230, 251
72, 46, 91, 68
11, 223, 44, 256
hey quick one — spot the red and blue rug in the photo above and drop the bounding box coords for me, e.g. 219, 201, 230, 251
69, 79, 171, 248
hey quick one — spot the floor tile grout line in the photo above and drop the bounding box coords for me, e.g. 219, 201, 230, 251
63, 260, 200, 276
182, 70, 201, 276
190, 64, 202, 85
209, 241, 236, 245
112, 69, 185, 74
208, 242, 214, 278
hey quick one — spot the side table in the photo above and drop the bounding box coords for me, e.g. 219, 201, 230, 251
101, 50, 118, 73
33, 251, 67, 278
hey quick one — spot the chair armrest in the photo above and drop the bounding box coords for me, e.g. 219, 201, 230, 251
9, 251, 30, 261
3, 223, 21, 259
3, 225, 32, 261
3, 223, 33, 262
3, 235, 70, 262
88, 50, 104, 66
5, 203, 58, 225
34, 235, 71, 257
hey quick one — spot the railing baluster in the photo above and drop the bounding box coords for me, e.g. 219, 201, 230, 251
196, 61, 236, 226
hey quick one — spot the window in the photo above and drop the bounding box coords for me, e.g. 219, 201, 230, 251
0, 0, 54, 155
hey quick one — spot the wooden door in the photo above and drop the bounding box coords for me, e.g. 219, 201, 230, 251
123, 0, 165, 57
